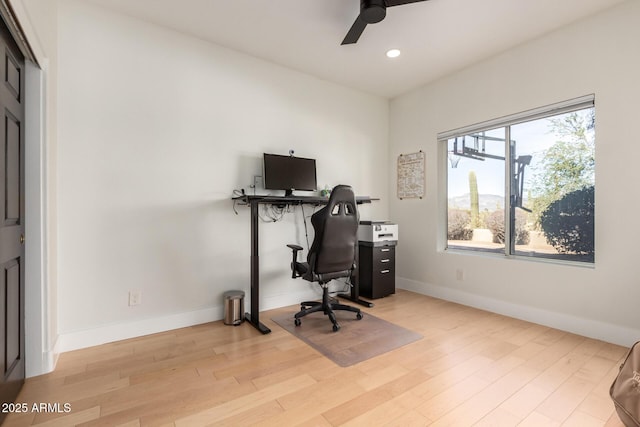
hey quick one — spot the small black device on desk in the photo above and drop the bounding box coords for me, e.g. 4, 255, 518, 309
356, 221, 398, 299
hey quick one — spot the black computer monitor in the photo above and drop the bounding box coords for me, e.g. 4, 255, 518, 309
263, 153, 317, 196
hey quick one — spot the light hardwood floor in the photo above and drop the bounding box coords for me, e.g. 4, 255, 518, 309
5, 290, 630, 426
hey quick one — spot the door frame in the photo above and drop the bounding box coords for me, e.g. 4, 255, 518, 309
24, 60, 52, 377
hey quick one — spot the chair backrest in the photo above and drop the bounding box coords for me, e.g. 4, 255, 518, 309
308, 185, 359, 279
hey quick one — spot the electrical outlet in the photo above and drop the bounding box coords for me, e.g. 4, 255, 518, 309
129, 290, 142, 306
456, 269, 464, 281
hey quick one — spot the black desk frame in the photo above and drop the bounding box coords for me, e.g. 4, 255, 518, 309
236, 194, 376, 334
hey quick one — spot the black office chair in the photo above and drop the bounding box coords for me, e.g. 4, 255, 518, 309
286, 185, 363, 332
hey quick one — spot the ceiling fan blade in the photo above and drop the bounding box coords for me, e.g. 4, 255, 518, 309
385, 0, 428, 7
341, 15, 368, 45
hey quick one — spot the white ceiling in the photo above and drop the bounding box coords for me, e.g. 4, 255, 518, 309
88, 0, 626, 98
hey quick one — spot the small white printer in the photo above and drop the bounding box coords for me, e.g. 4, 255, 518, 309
357, 221, 398, 246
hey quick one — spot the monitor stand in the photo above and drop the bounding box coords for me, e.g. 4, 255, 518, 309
284, 189, 293, 197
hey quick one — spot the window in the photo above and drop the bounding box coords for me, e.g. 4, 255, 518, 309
441, 96, 595, 264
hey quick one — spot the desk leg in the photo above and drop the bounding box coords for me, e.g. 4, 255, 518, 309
245, 201, 271, 334
339, 244, 374, 308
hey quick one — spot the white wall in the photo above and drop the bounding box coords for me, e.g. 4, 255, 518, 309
390, 0, 640, 346
56, 0, 388, 351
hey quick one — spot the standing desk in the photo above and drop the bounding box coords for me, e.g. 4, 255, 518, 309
234, 194, 377, 334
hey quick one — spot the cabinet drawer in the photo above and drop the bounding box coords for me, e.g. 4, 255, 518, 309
371, 267, 394, 295
372, 246, 395, 266
359, 245, 395, 268
373, 266, 393, 280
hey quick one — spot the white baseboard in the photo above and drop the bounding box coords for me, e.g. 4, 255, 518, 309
57, 287, 319, 353
42, 340, 59, 376
26, 346, 58, 378
397, 277, 639, 348
262, 286, 320, 311
62, 279, 638, 354
58, 306, 225, 353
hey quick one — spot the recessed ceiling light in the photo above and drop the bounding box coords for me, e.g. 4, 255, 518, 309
386, 49, 401, 58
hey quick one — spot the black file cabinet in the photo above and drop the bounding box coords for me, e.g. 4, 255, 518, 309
358, 242, 395, 299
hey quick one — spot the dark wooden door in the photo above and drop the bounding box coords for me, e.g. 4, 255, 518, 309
0, 17, 25, 416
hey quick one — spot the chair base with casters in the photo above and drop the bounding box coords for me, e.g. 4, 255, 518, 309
288, 243, 363, 332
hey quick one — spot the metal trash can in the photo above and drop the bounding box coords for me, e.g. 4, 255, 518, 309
223, 290, 245, 326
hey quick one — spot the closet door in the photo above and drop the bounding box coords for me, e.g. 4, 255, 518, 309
0, 15, 25, 417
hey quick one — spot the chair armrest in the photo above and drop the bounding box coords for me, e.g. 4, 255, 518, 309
286, 244, 303, 278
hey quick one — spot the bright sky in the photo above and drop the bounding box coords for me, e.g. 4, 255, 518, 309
447, 109, 593, 198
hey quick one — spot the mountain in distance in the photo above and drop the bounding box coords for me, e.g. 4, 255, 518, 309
448, 193, 505, 211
